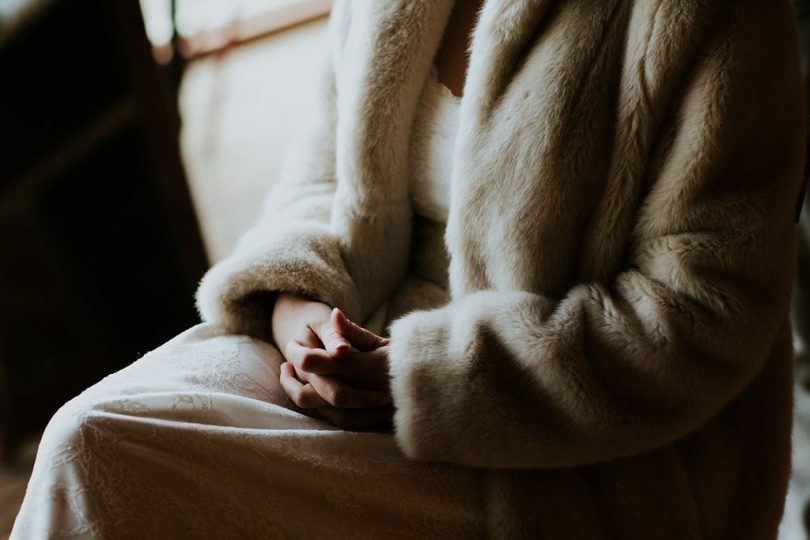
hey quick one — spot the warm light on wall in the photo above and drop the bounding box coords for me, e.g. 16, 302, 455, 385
139, 0, 330, 60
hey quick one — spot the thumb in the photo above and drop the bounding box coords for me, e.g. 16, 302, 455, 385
332, 308, 388, 352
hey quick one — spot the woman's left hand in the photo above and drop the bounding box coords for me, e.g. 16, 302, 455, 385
279, 309, 394, 430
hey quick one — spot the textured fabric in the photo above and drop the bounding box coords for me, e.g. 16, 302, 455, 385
193, 1, 805, 537
11, 325, 484, 539
409, 68, 460, 222
365, 67, 459, 334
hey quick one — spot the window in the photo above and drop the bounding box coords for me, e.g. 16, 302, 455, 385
140, 0, 331, 59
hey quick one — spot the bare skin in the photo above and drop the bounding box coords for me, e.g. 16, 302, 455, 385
272, 2, 483, 429
272, 297, 393, 429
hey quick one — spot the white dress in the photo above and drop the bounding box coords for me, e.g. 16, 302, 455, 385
11, 73, 483, 539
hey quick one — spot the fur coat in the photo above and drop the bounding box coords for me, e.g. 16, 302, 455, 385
197, 0, 806, 537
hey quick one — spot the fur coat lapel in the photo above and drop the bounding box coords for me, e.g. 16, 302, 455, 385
335, 0, 687, 304
328, 1, 453, 318
349, 0, 722, 302
334, 0, 623, 307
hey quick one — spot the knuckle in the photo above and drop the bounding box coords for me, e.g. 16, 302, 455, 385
299, 352, 315, 371
289, 387, 303, 406
317, 320, 335, 338
297, 393, 312, 408
286, 343, 302, 365
332, 392, 346, 408
327, 385, 346, 407
303, 352, 327, 372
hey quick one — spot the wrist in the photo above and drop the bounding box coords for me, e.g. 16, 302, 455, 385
271, 293, 332, 350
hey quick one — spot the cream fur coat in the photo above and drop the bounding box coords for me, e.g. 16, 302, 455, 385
197, 0, 806, 537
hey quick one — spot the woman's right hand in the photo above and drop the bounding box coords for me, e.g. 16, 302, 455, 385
271, 293, 391, 422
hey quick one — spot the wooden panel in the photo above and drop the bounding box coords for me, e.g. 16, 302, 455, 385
0, 0, 207, 458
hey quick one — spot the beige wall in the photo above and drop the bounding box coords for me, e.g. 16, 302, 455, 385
180, 17, 328, 263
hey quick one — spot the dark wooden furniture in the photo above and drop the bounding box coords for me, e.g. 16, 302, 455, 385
0, 0, 207, 459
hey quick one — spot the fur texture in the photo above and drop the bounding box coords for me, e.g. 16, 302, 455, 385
197, 0, 805, 537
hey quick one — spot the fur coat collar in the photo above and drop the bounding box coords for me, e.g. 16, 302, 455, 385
198, 1, 805, 537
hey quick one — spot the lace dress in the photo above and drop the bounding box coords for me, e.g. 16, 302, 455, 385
11, 72, 484, 539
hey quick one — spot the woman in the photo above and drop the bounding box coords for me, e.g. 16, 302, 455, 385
13, 0, 805, 537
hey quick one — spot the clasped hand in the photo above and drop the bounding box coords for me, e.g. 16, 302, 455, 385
271, 293, 393, 430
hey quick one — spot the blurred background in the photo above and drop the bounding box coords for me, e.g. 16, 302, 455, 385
0, 0, 329, 533
0, 0, 808, 537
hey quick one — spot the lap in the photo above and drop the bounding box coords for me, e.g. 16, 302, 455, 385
79, 323, 288, 408
13, 324, 484, 539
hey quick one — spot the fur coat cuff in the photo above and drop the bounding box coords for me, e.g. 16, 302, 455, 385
388, 305, 465, 462
196, 223, 360, 340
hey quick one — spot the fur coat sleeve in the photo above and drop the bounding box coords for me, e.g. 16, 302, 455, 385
388, 1, 805, 468
195, 1, 439, 339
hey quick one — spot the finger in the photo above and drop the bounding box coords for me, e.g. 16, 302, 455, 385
312, 316, 352, 358
294, 349, 386, 391
327, 348, 391, 391
285, 340, 339, 375
315, 406, 395, 431
293, 365, 392, 407
279, 363, 330, 408
332, 308, 388, 351
280, 362, 330, 408
305, 373, 392, 408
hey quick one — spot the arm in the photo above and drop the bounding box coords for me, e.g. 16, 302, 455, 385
277, 305, 396, 430
388, 1, 805, 468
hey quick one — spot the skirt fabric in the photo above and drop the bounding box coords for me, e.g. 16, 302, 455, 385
13, 73, 473, 538
11, 323, 484, 539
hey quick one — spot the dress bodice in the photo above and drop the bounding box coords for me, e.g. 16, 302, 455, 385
409, 67, 461, 223
365, 69, 462, 334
